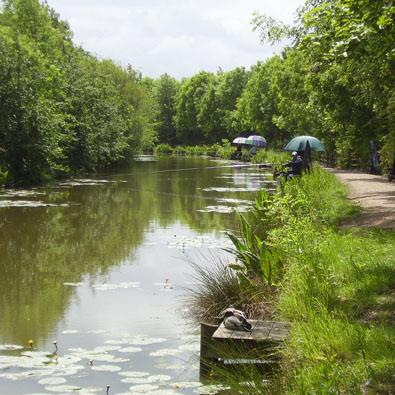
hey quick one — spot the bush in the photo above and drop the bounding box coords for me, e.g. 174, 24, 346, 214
154, 143, 173, 154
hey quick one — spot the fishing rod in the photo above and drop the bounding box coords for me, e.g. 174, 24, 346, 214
101, 162, 276, 179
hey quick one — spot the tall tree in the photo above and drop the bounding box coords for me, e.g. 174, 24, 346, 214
174, 71, 215, 145
154, 73, 179, 145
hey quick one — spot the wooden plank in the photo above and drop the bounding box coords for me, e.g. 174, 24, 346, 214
212, 320, 289, 342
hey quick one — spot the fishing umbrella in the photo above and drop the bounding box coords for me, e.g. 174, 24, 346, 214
246, 135, 267, 147
284, 135, 325, 151
232, 137, 248, 145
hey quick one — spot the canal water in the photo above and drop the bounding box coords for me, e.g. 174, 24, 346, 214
0, 156, 275, 395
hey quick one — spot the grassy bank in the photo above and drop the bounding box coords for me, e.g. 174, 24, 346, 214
272, 170, 394, 394
187, 167, 395, 393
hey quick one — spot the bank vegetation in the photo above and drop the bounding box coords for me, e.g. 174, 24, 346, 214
186, 167, 394, 393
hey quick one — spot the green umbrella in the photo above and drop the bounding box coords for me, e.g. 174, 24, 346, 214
284, 135, 325, 151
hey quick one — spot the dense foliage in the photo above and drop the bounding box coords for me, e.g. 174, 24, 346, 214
1, 0, 393, 185
0, 0, 155, 184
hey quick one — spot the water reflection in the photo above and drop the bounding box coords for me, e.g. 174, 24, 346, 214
0, 156, 274, 394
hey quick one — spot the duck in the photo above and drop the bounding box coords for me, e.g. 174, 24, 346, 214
221, 309, 252, 331
219, 306, 248, 321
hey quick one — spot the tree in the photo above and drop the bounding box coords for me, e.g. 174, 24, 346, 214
154, 73, 179, 145
174, 71, 215, 145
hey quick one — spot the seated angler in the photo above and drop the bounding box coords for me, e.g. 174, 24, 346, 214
283, 151, 303, 177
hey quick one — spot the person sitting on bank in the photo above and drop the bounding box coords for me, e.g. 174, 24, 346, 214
231, 145, 242, 160
283, 151, 303, 177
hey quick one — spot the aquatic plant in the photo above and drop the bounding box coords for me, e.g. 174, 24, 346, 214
225, 215, 284, 286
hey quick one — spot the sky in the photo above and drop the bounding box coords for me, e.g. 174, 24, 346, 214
45, 0, 305, 80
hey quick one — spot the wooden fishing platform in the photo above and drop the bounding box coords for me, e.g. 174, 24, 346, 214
200, 319, 290, 377
212, 320, 289, 342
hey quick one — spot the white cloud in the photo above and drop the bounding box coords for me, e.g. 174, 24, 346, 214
46, 0, 304, 79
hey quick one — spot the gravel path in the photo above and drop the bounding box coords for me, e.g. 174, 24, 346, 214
331, 170, 395, 230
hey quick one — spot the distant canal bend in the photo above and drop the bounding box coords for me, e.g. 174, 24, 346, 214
0, 156, 275, 394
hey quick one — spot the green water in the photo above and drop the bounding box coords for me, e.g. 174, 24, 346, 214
0, 156, 275, 394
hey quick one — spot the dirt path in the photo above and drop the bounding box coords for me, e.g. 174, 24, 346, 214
330, 170, 395, 230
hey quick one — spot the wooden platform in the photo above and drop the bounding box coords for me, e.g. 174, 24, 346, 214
199, 320, 290, 379
212, 320, 289, 342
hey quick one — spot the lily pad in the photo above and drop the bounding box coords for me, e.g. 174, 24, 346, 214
90, 364, 121, 372
45, 384, 82, 393
179, 343, 200, 352
38, 377, 67, 385
172, 381, 202, 389
127, 336, 167, 346
0, 200, 69, 208
194, 384, 232, 394
117, 346, 143, 353
128, 384, 160, 392
148, 374, 172, 382
0, 344, 23, 351
154, 363, 185, 370
118, 371, 150, 378
149, 348, 183, 357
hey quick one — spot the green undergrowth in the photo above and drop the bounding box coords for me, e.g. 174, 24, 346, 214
194, 166, 394, 393
250, 167, 395, 393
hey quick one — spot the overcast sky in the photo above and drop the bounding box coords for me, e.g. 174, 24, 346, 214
45, 0, 305, 80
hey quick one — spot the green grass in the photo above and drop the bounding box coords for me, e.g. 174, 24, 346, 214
186, 166, 395, 393
266, 169, 395, 393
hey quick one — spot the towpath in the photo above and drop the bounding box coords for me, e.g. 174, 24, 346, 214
330, 170, 395, 230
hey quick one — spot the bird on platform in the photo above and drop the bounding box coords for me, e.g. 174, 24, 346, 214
219, 306, 248, 321
221, 310, 252, 331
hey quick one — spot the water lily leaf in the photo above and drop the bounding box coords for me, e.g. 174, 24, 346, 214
117, 347, 143, 353
128, 336, 167, 346
194, 384, 232, 394
38, 377, 67, 385
154, 363, 185, 370
0, 344, 23, 351
91, 364, 121, 372
0, 200, 69, 208
128, 384, 159, 392
172, 381, 202, 389
149, 349, 183, 357
148, 374, 172, 382
118, 371, 150, 377
121, 377, 153, 384
178, 343, 200, 352
45, 384, 82, 392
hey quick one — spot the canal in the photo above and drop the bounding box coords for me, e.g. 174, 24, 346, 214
0, 156, 275, 394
